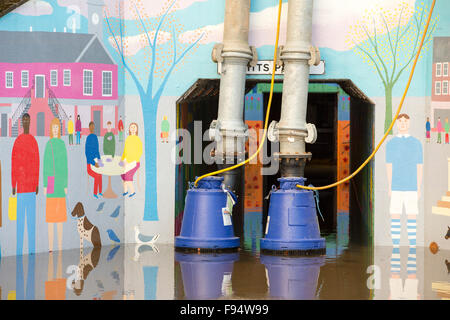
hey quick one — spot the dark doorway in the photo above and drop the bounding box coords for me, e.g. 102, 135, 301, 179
1, 113, 7, 137
93, 111, 101, 136
35, 75, 45, 98
36, 112, 45, 136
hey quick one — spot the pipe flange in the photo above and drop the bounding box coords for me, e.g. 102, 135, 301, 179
268, 121, 279, 142
212, 43, 224, 64
308, 46, 321, 66
209, 120, 222, 142
249, 46, 259, 67
273, 152, 312, 160
276, 46, 284, 68
305, 123, 317, 144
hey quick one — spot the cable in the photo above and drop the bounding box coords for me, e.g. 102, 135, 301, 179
194, 0, 436, 192
297, 0, 436, 191
194, 0, 283, 187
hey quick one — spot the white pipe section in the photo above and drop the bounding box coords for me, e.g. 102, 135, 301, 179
212, 0, 253, 161
278, 0, 314, 156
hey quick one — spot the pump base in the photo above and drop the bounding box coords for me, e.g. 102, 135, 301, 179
175, 176, 241, 251
175, 237, 240, 251
260, 239, 326, 256
260, 177, 326, 255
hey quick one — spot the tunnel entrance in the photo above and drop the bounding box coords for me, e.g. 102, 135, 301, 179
175, 79, 375, 248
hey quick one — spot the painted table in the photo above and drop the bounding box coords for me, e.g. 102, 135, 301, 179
91, 155, 124, 199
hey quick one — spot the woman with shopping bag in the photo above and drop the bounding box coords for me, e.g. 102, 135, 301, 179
43, 118, 68, 253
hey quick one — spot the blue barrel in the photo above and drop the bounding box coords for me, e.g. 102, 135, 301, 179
260, 177, 326, 253
175, 176, 240, 250
175, 252, 239, 299
260, 254, 325, 299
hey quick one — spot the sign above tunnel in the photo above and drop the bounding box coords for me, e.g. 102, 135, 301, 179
245, 60, 325, 75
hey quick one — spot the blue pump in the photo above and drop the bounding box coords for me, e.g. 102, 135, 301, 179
175, 176, 240, 250
260, 177, 326, 254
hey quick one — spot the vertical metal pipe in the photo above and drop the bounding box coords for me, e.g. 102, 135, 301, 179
277, 0, 315, 176
210, 0, 255, 238
212, 0, 254, 161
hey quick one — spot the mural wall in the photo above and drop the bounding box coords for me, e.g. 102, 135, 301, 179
0, 0, 449, 259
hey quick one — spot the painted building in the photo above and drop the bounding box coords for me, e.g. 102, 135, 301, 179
430, 37, 450, 125
0, 2, 118, 137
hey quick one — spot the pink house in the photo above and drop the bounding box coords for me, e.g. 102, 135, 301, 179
0, 30, 119, 137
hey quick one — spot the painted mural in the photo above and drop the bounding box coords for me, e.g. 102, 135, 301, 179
0, 0, 449, 260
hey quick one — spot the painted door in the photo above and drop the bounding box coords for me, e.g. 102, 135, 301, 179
1, 114, 7, 137
93, 110, 101, 136
37, 112, 45, 136
35, 75, 45, 98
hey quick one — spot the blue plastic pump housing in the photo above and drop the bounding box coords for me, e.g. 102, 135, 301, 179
175, 176, 240, 250
260, 177, 326, 254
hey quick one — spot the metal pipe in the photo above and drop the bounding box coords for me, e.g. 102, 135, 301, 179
276, 0, 317, 177
211, 0, 255, 162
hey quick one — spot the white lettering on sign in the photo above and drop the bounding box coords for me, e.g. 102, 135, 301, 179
245, 60, 325, 75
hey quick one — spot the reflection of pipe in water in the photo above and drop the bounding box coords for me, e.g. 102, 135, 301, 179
260, 254, 325, 300
175, 252, 239, 300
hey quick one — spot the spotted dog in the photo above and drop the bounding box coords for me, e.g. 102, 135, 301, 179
71, 202, 102, 250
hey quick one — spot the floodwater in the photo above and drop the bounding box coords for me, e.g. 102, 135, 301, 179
0, 233, 447, 300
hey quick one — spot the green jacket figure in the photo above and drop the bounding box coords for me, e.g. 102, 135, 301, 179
103, 121, 116, 157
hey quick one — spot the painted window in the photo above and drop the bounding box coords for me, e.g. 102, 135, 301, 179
435, 81, 441, 95
50, 70, 58, 86
102, 71, 112, 96
443, 81, 449, 95
444, 63, 449, 77
21, 70, 29, 88
63, 69, 71, 86
5, 72, 13, 88
436, 63, 442, 77
83, 70, 93, 96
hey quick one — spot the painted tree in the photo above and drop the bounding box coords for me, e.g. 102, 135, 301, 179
104, 0, 203, 221
348, 1, 438, 133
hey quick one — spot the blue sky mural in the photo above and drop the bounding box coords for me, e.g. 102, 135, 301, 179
0, 0, 446, 99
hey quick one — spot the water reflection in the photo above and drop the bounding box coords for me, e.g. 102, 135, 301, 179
261, 254, 325, 300
0, 242, 450, 300
175, 252, 239, 300
16, 254, 35, 300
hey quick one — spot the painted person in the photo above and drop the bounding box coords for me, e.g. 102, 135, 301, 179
11, 113, 39, 255
75, 115, 82, 145
161, 115, 169, 143
118, 116, 124, 142
386, 113, 422, 284
43, 118, 68, 253
437, 117, 442, 144
425, 117, 431, 143
85, 121, 103, 198
445, 118, 450, 144
120, 123, 143, 198
67, 115, 74, 146
103, 121, 116, 158
45, 250, 66, 300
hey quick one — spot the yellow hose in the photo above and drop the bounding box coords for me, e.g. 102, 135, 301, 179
194, 0, 283, 187
194, 0, 436, 192
297, 0, 436, 191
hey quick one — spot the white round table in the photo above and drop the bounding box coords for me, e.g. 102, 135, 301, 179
91, 155, 124, 199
